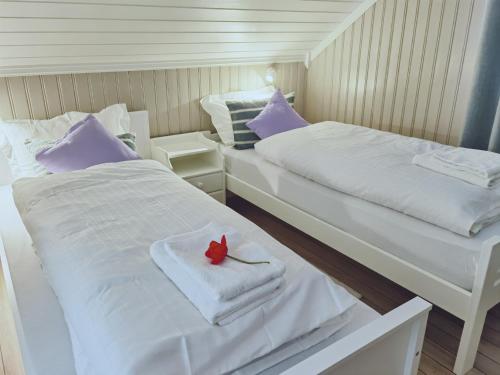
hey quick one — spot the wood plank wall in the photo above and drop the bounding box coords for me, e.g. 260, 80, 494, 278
0, 62, 306, 138
0, 0, 363, 75
305, 0, 485, 146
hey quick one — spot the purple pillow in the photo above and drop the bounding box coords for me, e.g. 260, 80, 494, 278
36, 115, 140, 173
246, 89, 308, 139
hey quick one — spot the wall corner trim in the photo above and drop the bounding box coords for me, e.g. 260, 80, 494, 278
309, 0, 378, 61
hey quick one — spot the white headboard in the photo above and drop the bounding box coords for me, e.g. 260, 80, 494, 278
129, 111, 151, 159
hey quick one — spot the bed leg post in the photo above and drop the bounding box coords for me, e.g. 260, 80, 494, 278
454, 307, 487, 375
454, 237, 500, 375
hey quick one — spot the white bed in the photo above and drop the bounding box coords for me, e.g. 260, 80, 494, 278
224, 127, 500, 375
0, 112, 431, 375
224, 146, 500, 291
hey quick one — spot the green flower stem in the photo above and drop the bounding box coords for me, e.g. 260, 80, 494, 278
226, 255, 270, 265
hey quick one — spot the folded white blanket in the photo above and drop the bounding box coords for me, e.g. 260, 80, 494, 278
155, 222, 286, 302
151, 241, 284, 325
255, 122, 500, 237
413, 148, 500, 188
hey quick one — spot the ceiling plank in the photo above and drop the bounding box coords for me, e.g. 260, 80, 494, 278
0, 19, 338, 33
0, 2, 347, 22
0, 32, 328, 46
4, 0, 362, 13
0, 42, 316, 58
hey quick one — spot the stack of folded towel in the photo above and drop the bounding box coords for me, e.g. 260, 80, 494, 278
150, 222, 286, 325
413, 147, 500, 188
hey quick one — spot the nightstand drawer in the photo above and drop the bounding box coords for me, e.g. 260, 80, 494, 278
185, 172, 223, 193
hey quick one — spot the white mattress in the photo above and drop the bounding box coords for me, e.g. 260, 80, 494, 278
0, 184, 378, 375
223, 147, 500, 291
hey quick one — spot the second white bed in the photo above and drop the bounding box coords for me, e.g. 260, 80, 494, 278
0, 180, 378, 375
223, 147, 500, 291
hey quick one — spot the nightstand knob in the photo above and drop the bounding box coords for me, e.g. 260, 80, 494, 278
196, 182, 204, 190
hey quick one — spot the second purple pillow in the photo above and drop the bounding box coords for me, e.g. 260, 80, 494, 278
246, 89, 308, 139
36, 114, 140, 173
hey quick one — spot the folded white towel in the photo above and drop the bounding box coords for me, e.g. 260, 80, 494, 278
151, 242, 284, 325
154, 222, 286, 302
413, 148, 500, 188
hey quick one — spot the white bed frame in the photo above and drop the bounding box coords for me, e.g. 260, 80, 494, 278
0, 111, 432, 375
226, 173, 500, 374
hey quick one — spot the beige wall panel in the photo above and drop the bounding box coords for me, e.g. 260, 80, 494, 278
209, 67, 221, 95
115, 72, 132, 110
198, 67, 211, 131
177, 69, 191, 136
401, 0, 432, 137
102, 72, 119, 108
188, 68, 202, 133
141, 70, 159, 137
353, 7, 373, 125
379, 0, 407, 132
166, 69, 181, 134
337, 29, 351, 123
153, 70, 170, 136
229, 66, 239, 92
370, 0, 396, 130
87, 73, 104, 112
73, 74, 92, 113
360, 0, 383, 126
423, 0, 458, 141
321, 45, 334, 121
8, 77, 31, 118
220, 66, 231, 94
296, 62, 306, 116
330, 39, 342, 121
0, 62, 305, 138
412, 0, 445, 140
40, 75, 63, 118
0, 78, 14, 119
24, 76, 48, 119
390, 0, 418, 134
305, 0, 482, 146
345, 19, 363, 124
435, 0, 474, 146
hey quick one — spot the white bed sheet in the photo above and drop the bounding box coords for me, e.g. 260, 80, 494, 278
0, 185, 379, 375
223, 147, 500, 291
12, 160, 358, 375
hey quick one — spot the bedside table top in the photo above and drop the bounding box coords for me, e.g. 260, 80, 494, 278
150, 131, 224, 179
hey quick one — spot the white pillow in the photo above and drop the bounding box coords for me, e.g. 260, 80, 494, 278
0, 103, 131, 180
200, 86, 275, 145
67, 103, 130, 134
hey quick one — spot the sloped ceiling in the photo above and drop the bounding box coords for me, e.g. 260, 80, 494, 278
0, 0, 366, 76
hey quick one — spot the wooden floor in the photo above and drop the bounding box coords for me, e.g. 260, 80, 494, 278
227, 194, 500, 375
1, 195, 499, 374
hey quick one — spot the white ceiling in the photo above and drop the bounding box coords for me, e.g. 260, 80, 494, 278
0, 0, 367, 76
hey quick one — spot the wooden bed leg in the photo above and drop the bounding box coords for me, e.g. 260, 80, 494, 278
454, 307, 487, 375
454, 237, 500, 375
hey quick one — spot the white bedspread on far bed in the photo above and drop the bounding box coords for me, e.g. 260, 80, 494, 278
255, 122, 500, 237
12, 160, 356, 375
223, 147, 500, 290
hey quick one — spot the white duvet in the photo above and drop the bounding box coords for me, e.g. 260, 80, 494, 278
255, 122, 500, 237
13, 160, 356, 375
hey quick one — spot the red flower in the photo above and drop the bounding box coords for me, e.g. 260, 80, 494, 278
205, 234, 271, 266
205, 235, 228, 265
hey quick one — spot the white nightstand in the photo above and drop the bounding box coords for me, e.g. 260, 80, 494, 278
151, 131, 225, 204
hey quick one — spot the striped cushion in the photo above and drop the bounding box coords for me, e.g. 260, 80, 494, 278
226, 92, 295, 150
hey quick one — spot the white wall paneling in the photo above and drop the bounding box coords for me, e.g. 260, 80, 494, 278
0, 62, 307, 138
305, 0, 486, 146
0, 0, 364, 75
